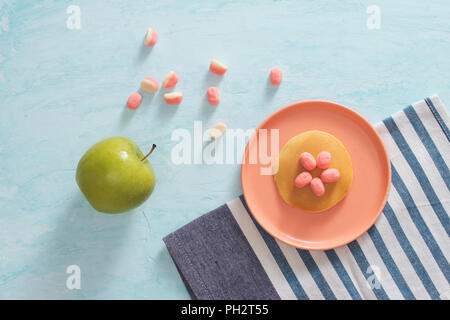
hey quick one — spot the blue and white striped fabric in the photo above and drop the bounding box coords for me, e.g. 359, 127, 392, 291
164, 95, 449, 300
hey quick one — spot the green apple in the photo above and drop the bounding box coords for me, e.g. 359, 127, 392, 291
76, 137, 156, 213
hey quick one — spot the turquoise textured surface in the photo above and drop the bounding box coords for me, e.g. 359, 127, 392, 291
0, 0, 449, 299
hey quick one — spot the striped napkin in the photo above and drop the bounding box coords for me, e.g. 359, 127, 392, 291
163, 95, 450, 300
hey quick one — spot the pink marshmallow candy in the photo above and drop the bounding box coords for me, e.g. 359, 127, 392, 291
144, 28, 158, 46
270, 68, 283, 86
316, 151, 331, 169
126, 92, 142, 110
321, 168, 341, 183
164, 92, 183, 105
310, 177, 325, 196
140, 77, 159, 93
163, 71, 179, 89
206, 86, 220, 106
300, 152, 316, 171
209, 59, 228, 75
295, 171, 312, 188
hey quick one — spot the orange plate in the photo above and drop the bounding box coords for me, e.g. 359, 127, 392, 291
241, 100, 391, 250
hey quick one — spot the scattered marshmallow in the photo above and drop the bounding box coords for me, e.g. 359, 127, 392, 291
163, 71, 179, 89
300, 152, 316, 171
206, 86, 220, 106
209, 59, 228, 75
295, 171, 312, 188
164, 92, 183, 104
321, 168, 340, 183
316, 151, 331, 169
310, 177, 325, 196
270, 67, 282, 86
126, 92, 142, 110
144, 28, 158, 46
210, 122, 227, 139
140, 77, 159, 93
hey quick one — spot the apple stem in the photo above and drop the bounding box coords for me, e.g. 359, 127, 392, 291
141, 144, 156, 161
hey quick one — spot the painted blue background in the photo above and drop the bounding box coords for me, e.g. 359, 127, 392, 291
0, 0, 449, 299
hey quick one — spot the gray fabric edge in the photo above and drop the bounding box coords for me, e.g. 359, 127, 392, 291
163, 204, 281, 300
